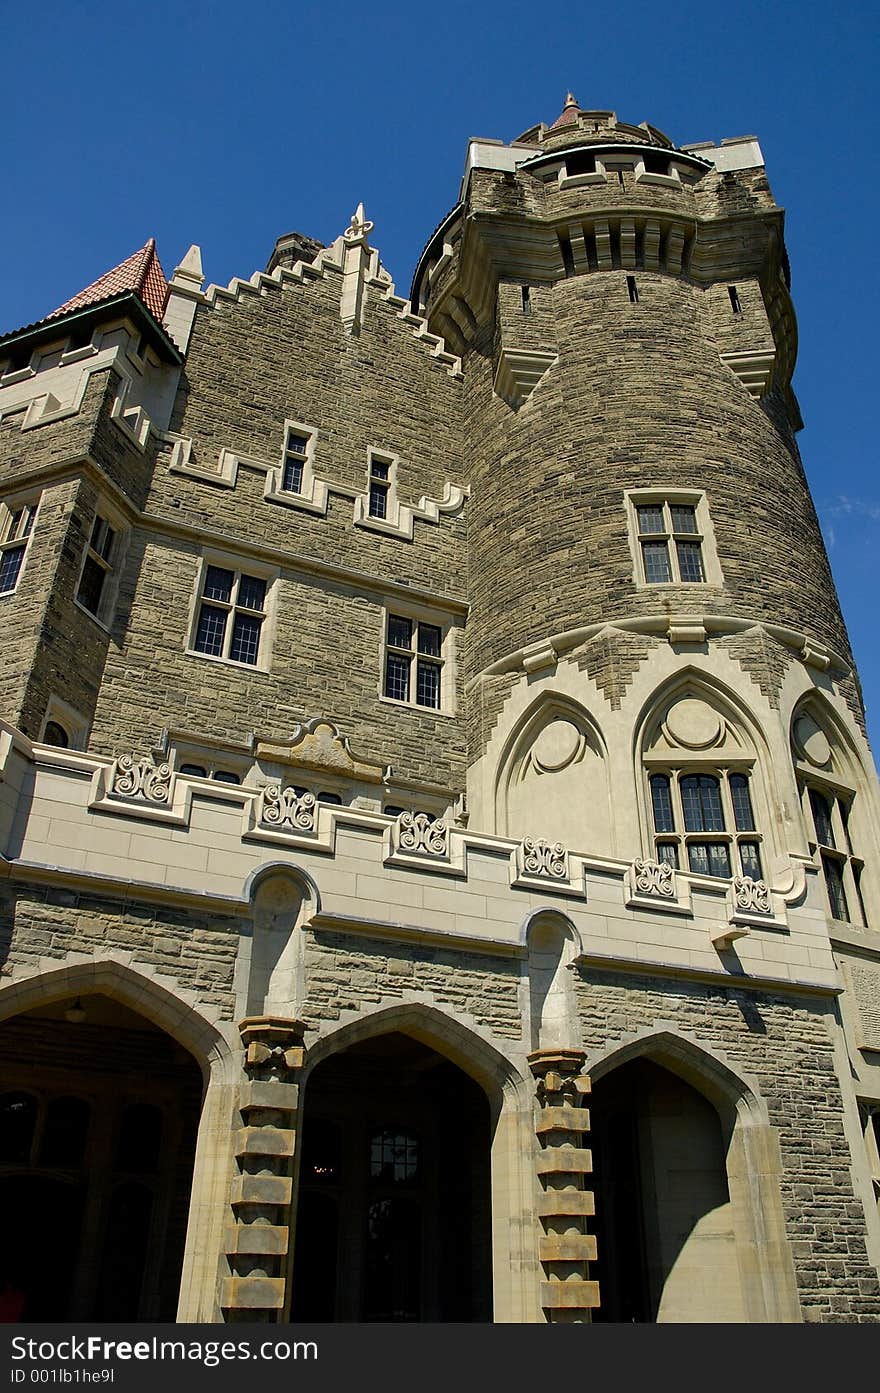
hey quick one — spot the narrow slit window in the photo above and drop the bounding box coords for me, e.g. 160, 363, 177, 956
728, 285, 742, 315
368, 459, 391, 520
521, 286, 531, 314
76, 514, 117, 618
626, 275, 639, 304
282, 432, 309, 493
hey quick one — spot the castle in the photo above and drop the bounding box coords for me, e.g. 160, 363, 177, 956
0, 95, 879, 1324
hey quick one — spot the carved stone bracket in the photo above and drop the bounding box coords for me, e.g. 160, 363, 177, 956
520, 838, 567, 880
732, 875, 772, 915
395, 811, 449, 858
632, 857, 676, 899
257, 784, 316, 833
528, 1049, 599, 1322
221, 1016, 307, 1321
110, 753, 172, 804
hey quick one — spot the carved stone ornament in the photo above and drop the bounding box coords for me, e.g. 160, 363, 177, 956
258, 784, 316, 832
254, 717, 387, 784
396, 811, 448, 857
343, 202, 374, 247
522, 837, 567, 879
111, 754, 172, 803
732, 876, 772, 915
632, 857, 676, 898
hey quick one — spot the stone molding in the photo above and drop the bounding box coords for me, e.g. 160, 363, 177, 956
720, 348, 776, 398
255, 718, 389, 785
479, 615, 852, 683
493, 347, 558, 409
167, 433, 468, 539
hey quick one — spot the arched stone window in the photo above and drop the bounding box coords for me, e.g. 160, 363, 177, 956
790, 701, 872, 927
639, 686, 769, 880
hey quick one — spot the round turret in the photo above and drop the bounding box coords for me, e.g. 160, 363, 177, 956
411, 100, 847, 695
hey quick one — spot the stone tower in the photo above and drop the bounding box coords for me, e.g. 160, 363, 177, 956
0, 98, 878, 1324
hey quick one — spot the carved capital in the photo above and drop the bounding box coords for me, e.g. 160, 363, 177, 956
239, 1016, 307, 1081
529, 1048, 590, 1106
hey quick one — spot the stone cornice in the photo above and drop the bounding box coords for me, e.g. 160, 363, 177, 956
574, 951, 842, 999
471, 613, 852, 687
0, 454, 470, 616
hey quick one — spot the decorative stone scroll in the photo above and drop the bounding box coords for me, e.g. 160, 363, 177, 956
110, 753, 172, 804
732, 876, 772, 915
632, 857, 676, 899
222, 1017, 306, 1321
258, 785, 316, 833
521, 838, 567, 880
396, 811, 448, 858
528, 1049, 599, 1322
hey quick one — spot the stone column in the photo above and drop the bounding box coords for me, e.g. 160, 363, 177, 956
528, 1047, 599, 1322
221, 1016, 306, 1321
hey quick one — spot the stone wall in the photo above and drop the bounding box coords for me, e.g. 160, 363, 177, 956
576, 966, 880, 1321
301, 928, 523, 1040
0, 883, 241, 1021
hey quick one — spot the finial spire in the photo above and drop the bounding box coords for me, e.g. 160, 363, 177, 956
343, 203, 374, 247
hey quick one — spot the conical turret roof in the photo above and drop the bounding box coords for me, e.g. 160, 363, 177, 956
48, 239, 169, 322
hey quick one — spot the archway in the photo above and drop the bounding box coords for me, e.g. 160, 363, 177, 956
590, 1056, 746, 1322
290, 1030, 493, 1321
0, 992, 203, 1321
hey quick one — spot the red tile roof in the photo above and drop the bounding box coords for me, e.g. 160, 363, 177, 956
550, 93, 581, 129
49, 239, 169, 322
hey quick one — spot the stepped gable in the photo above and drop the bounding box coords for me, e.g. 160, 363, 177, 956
48, 238, 169, 322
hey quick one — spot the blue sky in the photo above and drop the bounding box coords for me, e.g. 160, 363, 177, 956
2, 0, 878, 750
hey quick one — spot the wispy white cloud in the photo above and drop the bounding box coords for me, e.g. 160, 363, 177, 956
818, 495, 880, 549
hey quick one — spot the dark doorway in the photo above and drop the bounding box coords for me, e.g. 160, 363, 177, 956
590, 1057, 745, 1323
291, 1031, 493, 1322
0, 994, 203, 1321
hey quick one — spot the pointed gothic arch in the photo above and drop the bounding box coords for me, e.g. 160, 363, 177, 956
789, 691, 880, 928
633, 668, 781, 879
494, 692, 611, 853
0, 958, 236, 1322
293, 999, 537, 1322
585, 1027, 800, 1322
